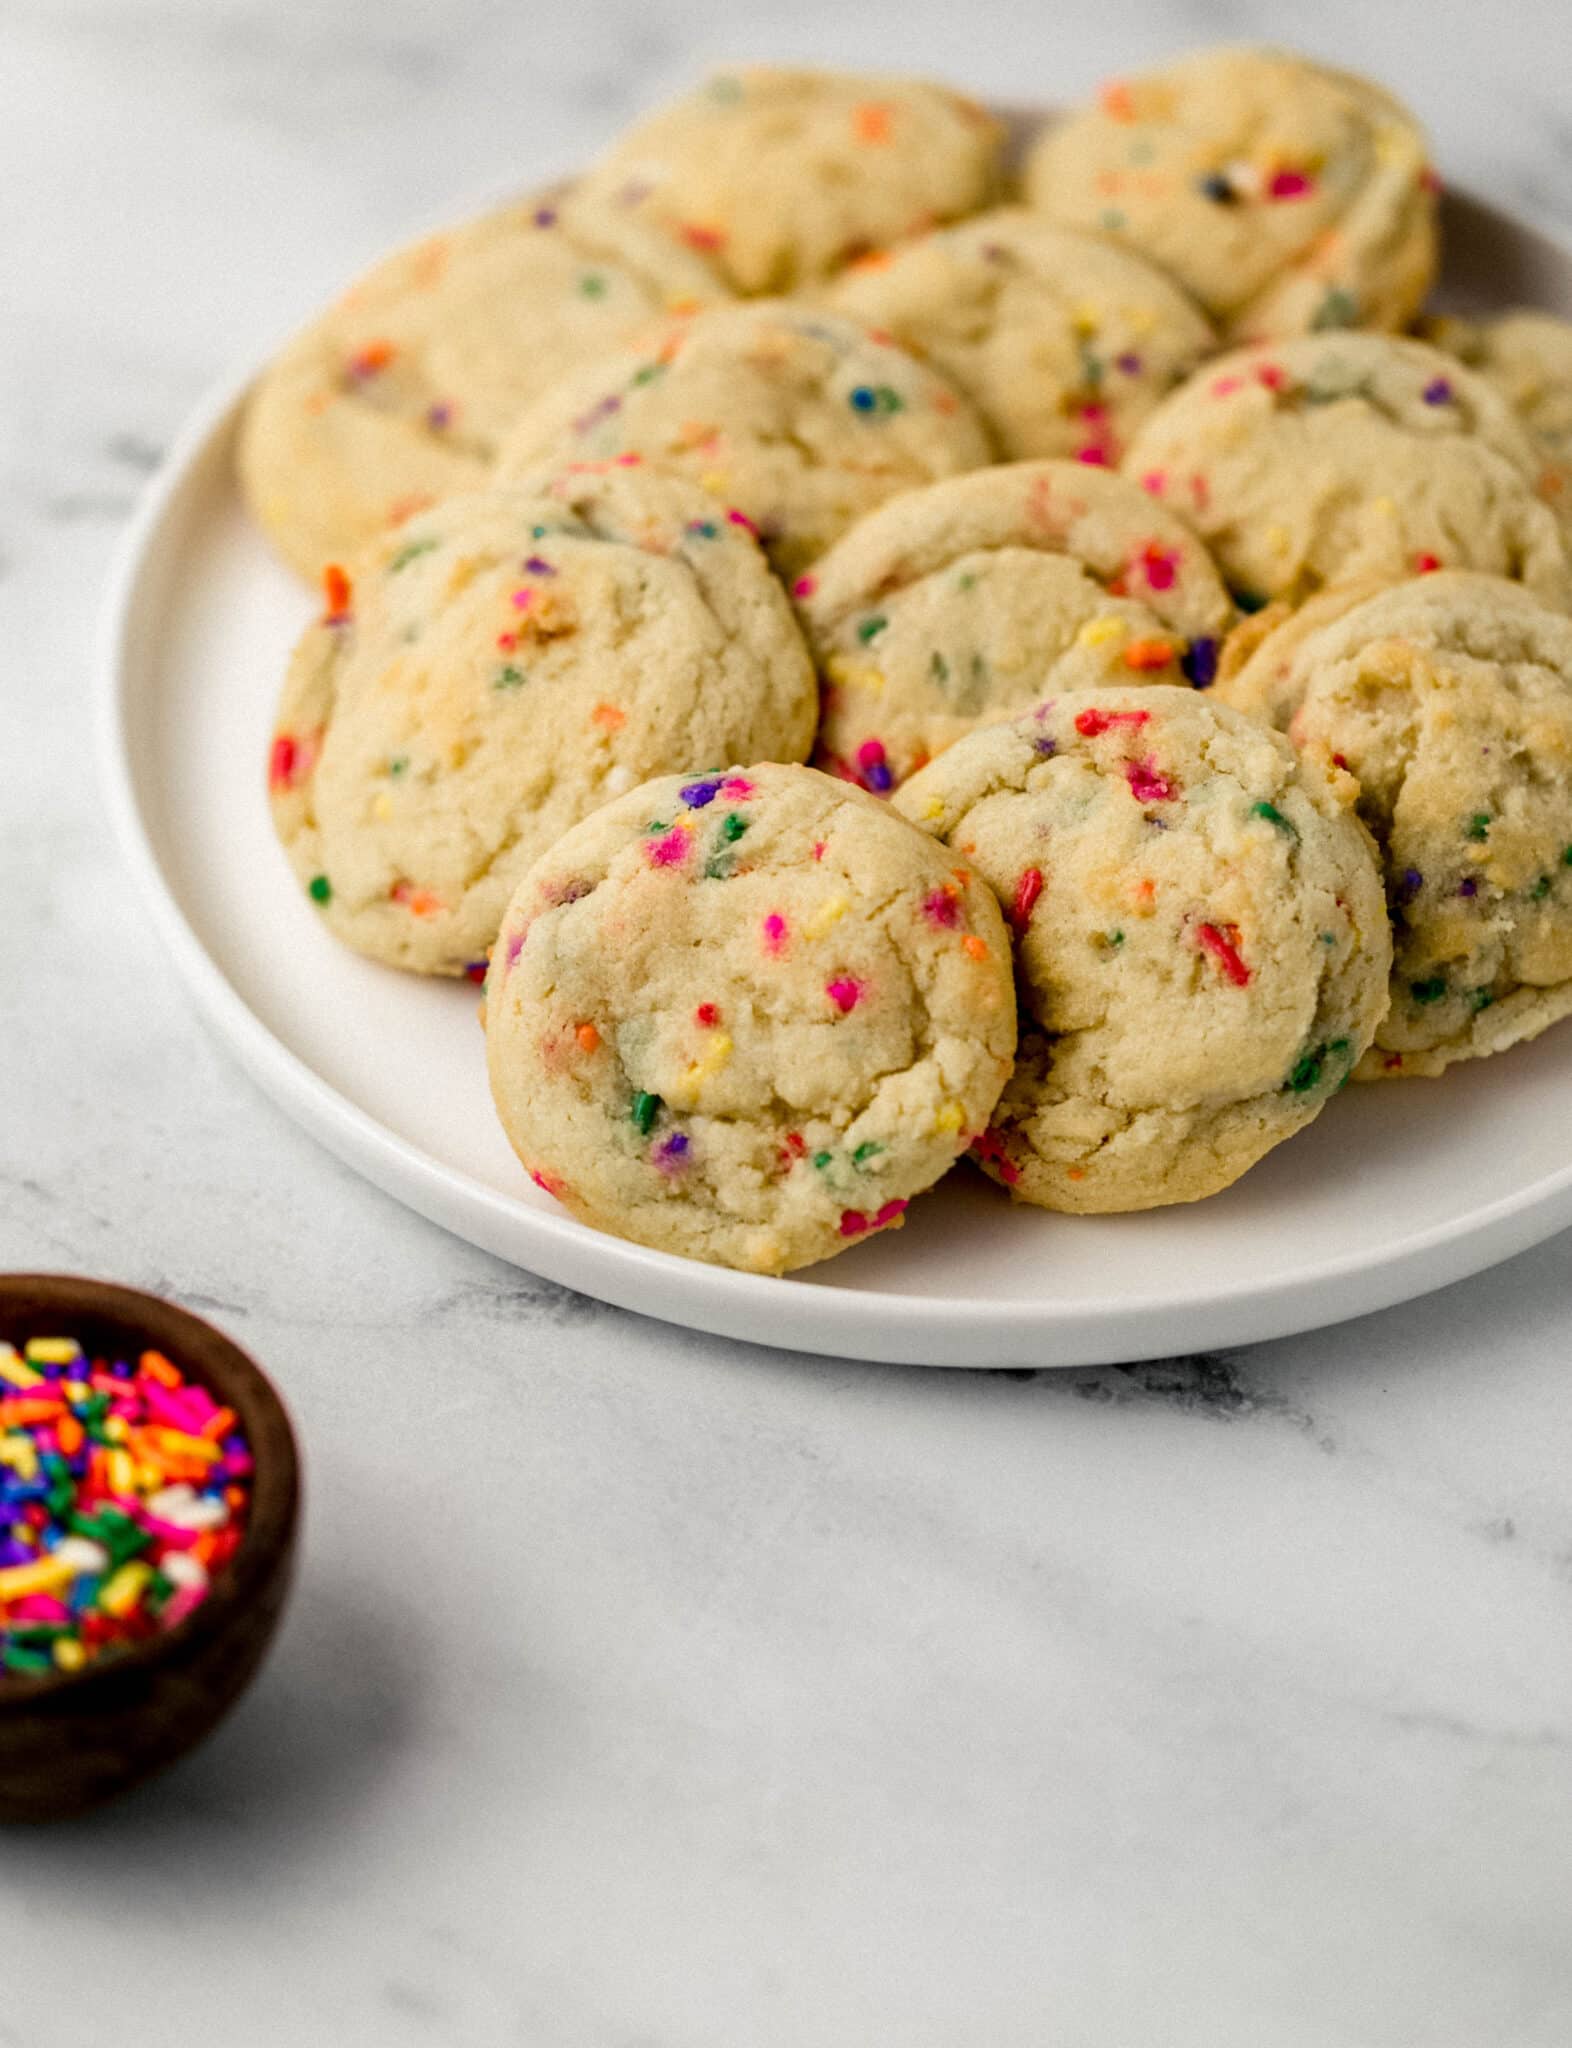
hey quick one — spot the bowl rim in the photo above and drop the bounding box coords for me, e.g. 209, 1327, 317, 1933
0, 1273, 300, 1707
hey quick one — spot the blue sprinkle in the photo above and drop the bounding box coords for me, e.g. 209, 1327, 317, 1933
849, 385, 878, 413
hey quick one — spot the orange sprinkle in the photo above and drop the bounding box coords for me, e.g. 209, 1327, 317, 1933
853, 101, 893, 143
390, 881, 443, 917
385, 493, 435, 526
1123, 638, 1177, 671
963, 934, 989, 962
139, 1350, 182, 1389
680, 222, 726, 251
591, 702, 626, 730
199, 1405, 237, 1442
322, 563, 353, 622
1099, 80, 1137, 122
56, 1415, 84, 1456
575, 1022, 601, 1053
349, 338, 395, 378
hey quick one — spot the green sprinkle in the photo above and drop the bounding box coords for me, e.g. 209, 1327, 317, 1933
1250, 800, 1298, 839
1564, 844, 1572, 867
1465, 813, 1491, 842
1471, 988, 1496, 1013
1287, 1046, 1326, 1093
388, 755, 409, 778
1078, 340, 1104, 388
852, 1142, 883, 1168
646, 820, 670, 836
579, 272, 608, 299
1099, 208, 1127, 231
956, 572, 977, 593
872, 384, 904, 415
494, 665, 527, 690
631, 1091, 660, 1135
1532, 874, 1553, 900
631, 361, 667, 387
930, 652, 950, 684
1319, 930, 1337, 946
388, 536, 439, 573
1409, 976, 1448, 1005
1311, 287, 1359, 331
1106, 929, 1124, 949
971, 653, 989, 684
720, 813, 748, 843
1234, 588, 1268, 614
812, 1151, 834, 1171
308, 874, 332, 905
3, 1644, 52, 1675
857, 615, 888, 644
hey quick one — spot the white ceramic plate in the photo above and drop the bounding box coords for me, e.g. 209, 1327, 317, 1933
99, 168, 1572, 1368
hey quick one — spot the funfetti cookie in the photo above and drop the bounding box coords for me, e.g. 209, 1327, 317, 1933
798, 460, 1235, 793
267, 470, 817, 975
1024, 46, 1437, 343
485, 762, 1017, 1274
1123, 334, 1572, 612
576, 65, 1004, 296
825, 209, 1215, 465
892, 687, 1390, 1212
238, 188, 727, 580
1423, 309, 1572, 511
1222, 572, 1572, 1078
494, 302, 993, 579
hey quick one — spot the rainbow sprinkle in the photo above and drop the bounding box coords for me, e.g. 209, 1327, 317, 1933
0, 1337, 252, 1681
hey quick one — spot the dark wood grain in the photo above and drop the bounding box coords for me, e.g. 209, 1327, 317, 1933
0, 1276, 300, 1822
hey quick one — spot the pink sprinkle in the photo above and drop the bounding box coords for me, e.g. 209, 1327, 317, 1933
826, 976, 864, 1013
812, 840, 826, 861
647, 829, 690, 867
510, 587, 535, 610
762, 913, 788, 955
1076, 446, 1111, 466
1140, 470, 1168, 496
923, 887, 961, 927
1125, 758, 1176, 804
1141, 543, 1178, 592
1268, 168, 1313, 200
505, 928, 526, 967
1211, 374, 1244, 397
719, 775, 756, 798
11, 1595, 69, 1623
726, 508, 760, 537
792, 574, 818, 599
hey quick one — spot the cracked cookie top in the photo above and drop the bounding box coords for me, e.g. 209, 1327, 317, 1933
493, 301, 992, 579
1124, 333, 1572, 611
238, 186, 728, 581
893, 684, 1391, 1212
485, 761, 1017, 1273
266, 469, 817, 975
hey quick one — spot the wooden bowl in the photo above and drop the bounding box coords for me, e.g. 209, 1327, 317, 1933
0, 1275, 300, 1822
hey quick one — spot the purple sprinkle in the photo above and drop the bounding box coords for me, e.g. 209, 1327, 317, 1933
1423, 377, 1453, 405
426, 401, 453, 430
1458, 877, 1479, 898
659, 1133, 689, 1159
523, 555, 556, 576
1182, 636, 1219, 689
1115, 352, 1143, 375
533, 207, 558, 228
865, 760, 894, 794
1398, 868, 1424, 903
572, 393, 622, 437
680, 778, 722, 808
1033, 736, 1058, 757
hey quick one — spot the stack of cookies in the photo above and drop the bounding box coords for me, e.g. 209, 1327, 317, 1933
244, 48, 1572, 1273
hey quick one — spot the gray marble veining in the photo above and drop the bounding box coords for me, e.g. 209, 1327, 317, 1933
4, 2, 1572, 2041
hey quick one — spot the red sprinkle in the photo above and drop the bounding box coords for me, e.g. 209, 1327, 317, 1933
1414, 552, 1443, 574
268, 734, 299, 794
695, 1002, 720, 1027
1267, 169, 1313, 200
838, 1198, 908, 1238
971, 1129, 1021, 1186
1075, 706, 1150, 738
1009, 868, 1043, 934
1196, 922, 1251, 987
321, 563, 353, 623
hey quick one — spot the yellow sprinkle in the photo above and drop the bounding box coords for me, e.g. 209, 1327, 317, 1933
1371, 496, 1396, 518
0, 1347, 43, 1390
373, 792, 393, 820
825, 653, 885, 694
25, 1338, 81, 1366
62, 1380, 89, 1402
671, 1033, 734, 1108
53, 1638, 87, 1673
1077, 614, 1128, 648
444, 555, 480, 597
103, 1414, 129, 1444
0, 1554, 76, 1601
1265, 524, 1291, 556
804, 894, 850, 939
932, 1101, 966, 1135
99, 1561, 153, 1620
0, 1435, 38, 1482
107, 1448, 137, 1497
923, 796, 946, 821
1072, 301, 1101, 335
699, 470, 730, 494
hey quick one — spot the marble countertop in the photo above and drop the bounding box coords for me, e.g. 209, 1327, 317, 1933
4, 2, 1572, 2040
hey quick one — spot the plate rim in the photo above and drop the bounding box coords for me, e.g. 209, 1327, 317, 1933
96, 175, 1572, 1368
